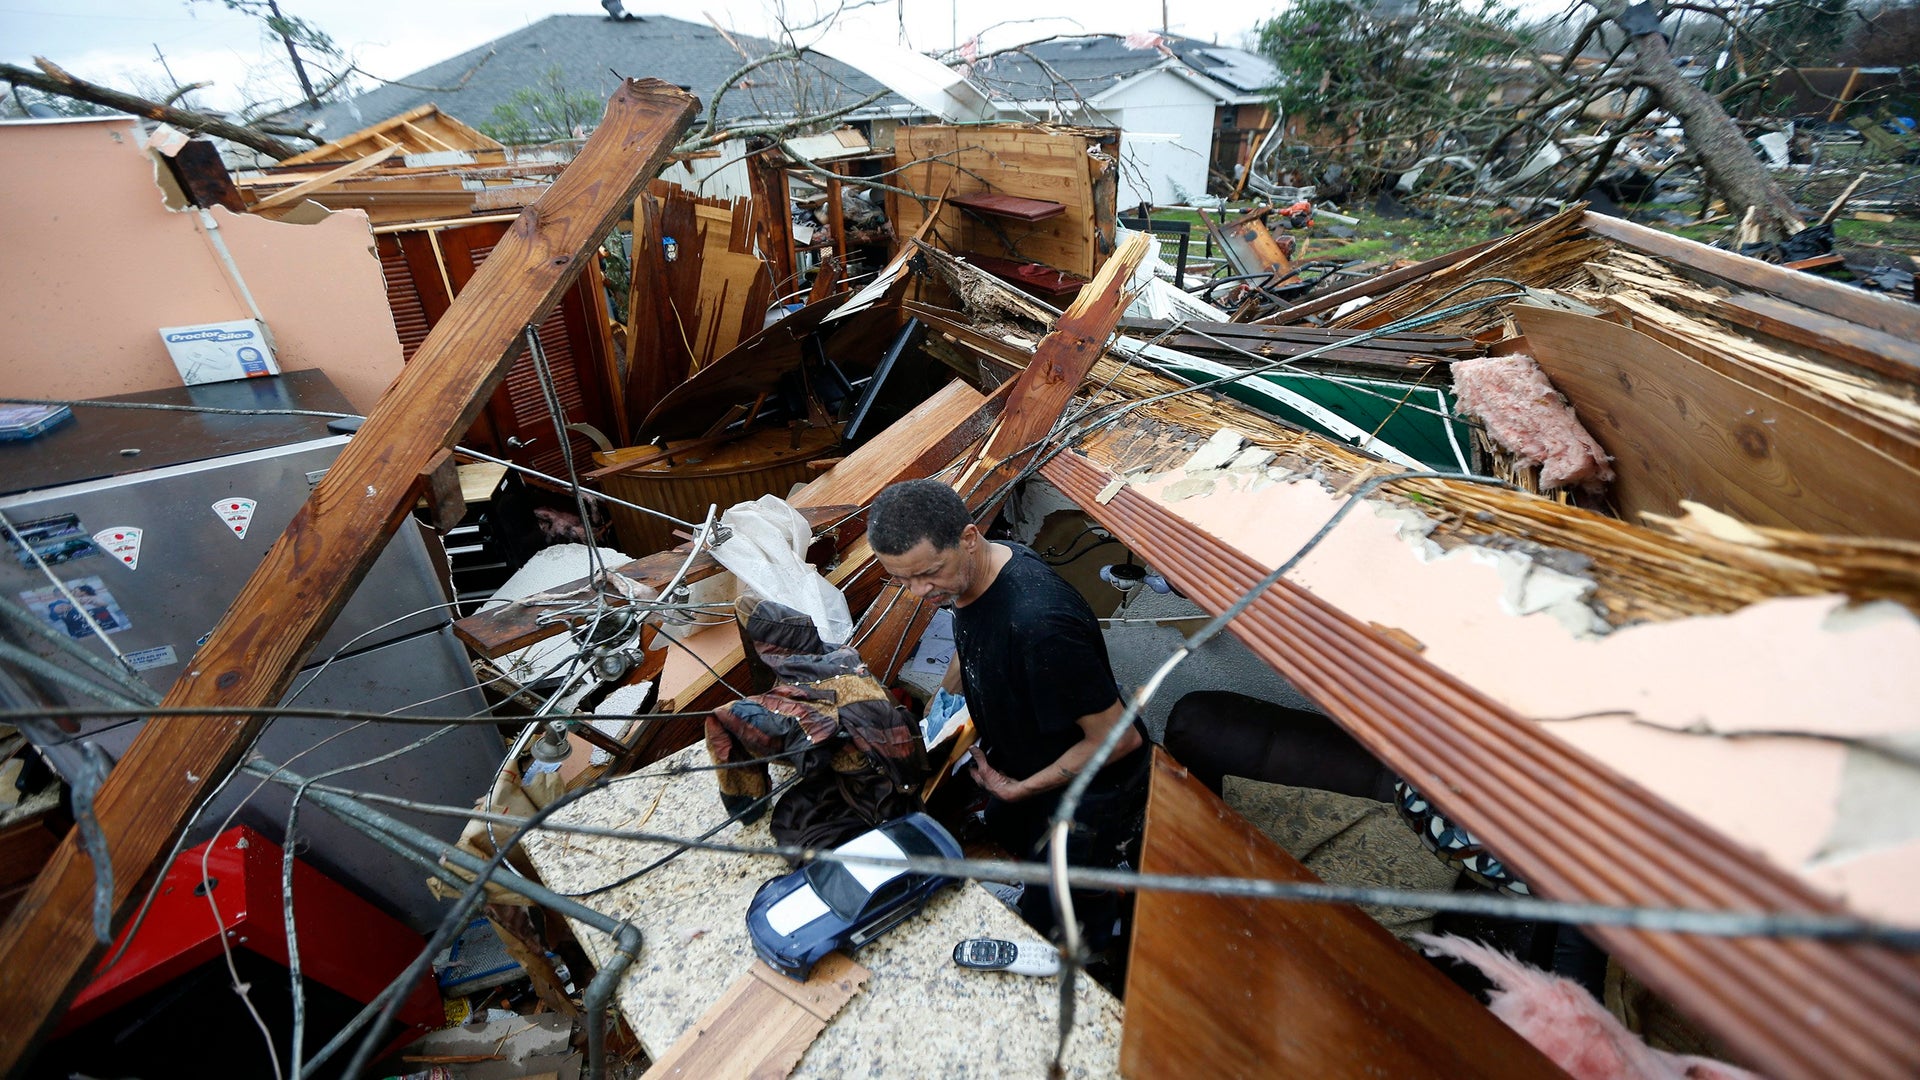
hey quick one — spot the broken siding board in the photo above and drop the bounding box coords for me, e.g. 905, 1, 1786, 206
1587, 254, 1920, 427
0, 80, 700, 1072
1126, 750, 1566, 1079
1516, 305, 1920, 539
1581, 211, 1920, 354
248, 143, 403, 211
980, 232, 1151, 468
1261, 236, 1505, 325
1599, 292, 1920, 473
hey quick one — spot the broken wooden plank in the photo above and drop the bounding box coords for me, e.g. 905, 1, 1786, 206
1581, 211, 1920, 353
978, 231, 1151, 472
249, 143, 402, 211
1516, 304, 1920, 540
0, 79, 699, 1072
642, 954, 869, 1079
281, 103, 503, 166
1125, 749, 1565, 1078
1598, 292, 1920, 473
1716, 290, 1920, 385
1260, 236, 1503, 325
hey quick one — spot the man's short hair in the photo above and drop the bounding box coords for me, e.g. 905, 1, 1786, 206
868, 479, 971, 555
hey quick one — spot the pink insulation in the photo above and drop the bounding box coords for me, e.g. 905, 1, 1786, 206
1451, 354, 1615, 490
1417, 934, 1765, 1080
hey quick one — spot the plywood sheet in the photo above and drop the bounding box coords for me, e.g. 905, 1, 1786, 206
1124, 749, 1565, 1079
1517, 304, 1920, 539
642, 954, 869, 1079
890, 124, 1113, 278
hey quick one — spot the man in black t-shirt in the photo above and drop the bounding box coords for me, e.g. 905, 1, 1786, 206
868, 480, 1147, 945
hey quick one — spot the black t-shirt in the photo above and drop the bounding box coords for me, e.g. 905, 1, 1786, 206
951, 544, 1120, 782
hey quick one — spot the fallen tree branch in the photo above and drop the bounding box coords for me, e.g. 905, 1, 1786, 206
1, 57, 305, 159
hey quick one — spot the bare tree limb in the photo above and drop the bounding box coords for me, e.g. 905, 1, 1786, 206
1, 57, 305, 159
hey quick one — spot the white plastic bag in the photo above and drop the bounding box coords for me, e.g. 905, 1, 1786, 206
711, 495, 854, 645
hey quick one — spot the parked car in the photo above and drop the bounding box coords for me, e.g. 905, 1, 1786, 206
746, 812, 963, 981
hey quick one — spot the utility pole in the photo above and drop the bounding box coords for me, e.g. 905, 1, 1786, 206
265, 0, 320, 109
152, 44, 191, 108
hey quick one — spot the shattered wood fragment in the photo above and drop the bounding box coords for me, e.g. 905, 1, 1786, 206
1332, 207, 1607, 335
248, 144, 402, 212
0, 79, 700, 1072
1581, 212, 1920, 349
1260, 236, 1502, 325
280, 103, 503, 166
970, 231, 1151, 487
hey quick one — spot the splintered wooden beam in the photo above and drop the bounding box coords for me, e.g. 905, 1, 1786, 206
1581, 211, 1920, 356
0, 78, 699, 1069
957, 230, 1150, 504
1126, 750, 1566, 1078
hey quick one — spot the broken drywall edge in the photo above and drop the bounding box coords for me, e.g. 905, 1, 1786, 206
1822, 597, 1916, 633
1182, 428, 1248, 472
1816, 730, 1920, 863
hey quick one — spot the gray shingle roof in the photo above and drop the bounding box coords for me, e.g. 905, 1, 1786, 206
964, 34, 1278, 104
291, 14, 889, 142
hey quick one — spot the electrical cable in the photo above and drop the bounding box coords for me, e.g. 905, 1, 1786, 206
256, 777, 1920, 948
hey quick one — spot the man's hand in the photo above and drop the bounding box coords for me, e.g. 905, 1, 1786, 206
968, 746, 1027, 801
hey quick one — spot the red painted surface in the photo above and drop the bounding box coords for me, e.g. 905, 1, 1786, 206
59, 825, 441, 1038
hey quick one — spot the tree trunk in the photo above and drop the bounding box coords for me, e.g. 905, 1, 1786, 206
1613, 12, 1804, 239
1, 57, 305, 161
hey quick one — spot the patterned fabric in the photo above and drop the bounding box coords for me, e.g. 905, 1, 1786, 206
1395, 781, 1532, 896
1223, 777, 1460, 939
705, 594, 929, 846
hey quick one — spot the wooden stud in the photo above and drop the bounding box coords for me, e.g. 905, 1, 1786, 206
250, 143, 403, 212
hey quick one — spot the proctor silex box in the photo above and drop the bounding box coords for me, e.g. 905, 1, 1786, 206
157, 318, 280, 386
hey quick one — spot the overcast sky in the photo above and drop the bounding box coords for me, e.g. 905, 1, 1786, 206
2, 1, 1278, 114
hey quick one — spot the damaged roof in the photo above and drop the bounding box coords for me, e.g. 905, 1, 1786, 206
289, 14, 889, 140
964, 33, 1278, 105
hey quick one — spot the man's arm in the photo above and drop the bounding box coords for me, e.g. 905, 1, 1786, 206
969, 700, 1141, 802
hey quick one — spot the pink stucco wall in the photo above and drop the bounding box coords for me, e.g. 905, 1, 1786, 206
0, 117, 404, 413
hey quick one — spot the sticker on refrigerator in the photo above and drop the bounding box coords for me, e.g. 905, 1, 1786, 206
93, 527, 143, 570
123, 645, 178, 671
213, 498, 258, 539
4, 513, 100, 568
18, 576, 130, 640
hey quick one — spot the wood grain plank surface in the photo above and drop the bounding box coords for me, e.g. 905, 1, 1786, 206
1517, 304, 1920, 539
1124, 749, 1567, 1079
642, 954, 869, 1079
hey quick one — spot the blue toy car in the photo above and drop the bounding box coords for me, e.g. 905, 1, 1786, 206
746, 812, 964, 981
